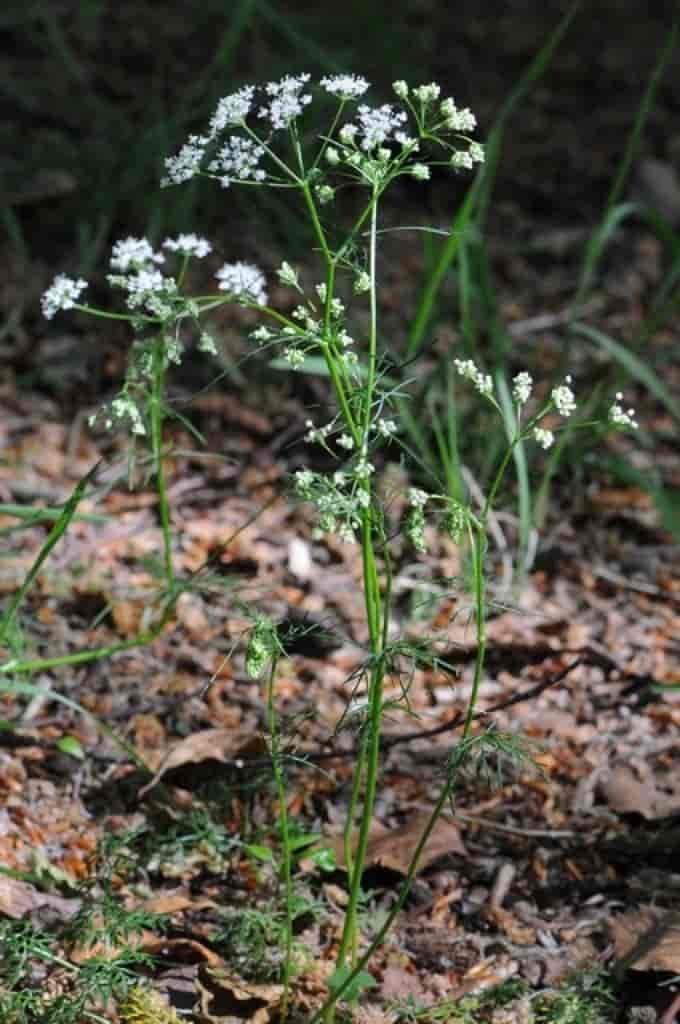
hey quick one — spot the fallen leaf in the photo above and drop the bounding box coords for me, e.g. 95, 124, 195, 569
380, 965, 426, 1001
611, 907, 680, 972
331, 813, 466, 876
601, 763, 680, 820
198, 966, 282, 1024
140, 890, 217, 915
139, 728, 267, 797
0, 875, 80, 920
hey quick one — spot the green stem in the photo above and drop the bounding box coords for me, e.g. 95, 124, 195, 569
265, 652, 294, 1022
150, 337, 174, 589
312, 522, 487, 1023
328, 190, 385, 1018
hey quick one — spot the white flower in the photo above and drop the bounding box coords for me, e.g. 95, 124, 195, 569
353, 271, 371, 294
251, 325, 273, 342
413, 83, 440, 103
533, 427, 554, 449
440, 99, 477, 133
552, 375, 576, 417
376, 418, 397, 437
284, 347, 305, 369
408, 487, 429, 507
110, 237, 164, 272
259, 73, 312, 130
354, 459, 374, 480
392, 80, 409, 99
208, 135, 266, 185
320, 74, 370, 99
209, 86, 256, 136
339, 123, 358, 144
337, 434, 354, 450
198, 332, 218, 355
451, 150, 473, 170
469, 142, 485, 164
277, 261, 300, 289
349, 103, 408, 152
110, 395, 146, 436
216, 262, 268, 305
512, 371, 533, 406
41, 274, 88, 319
454, 358, 493, 397
411, 163, 430, 181
609, 393, 638, 429
325, 146, 340, 165
123, 268, 167, 296
163, 234, 212, 258
161, 134, 209, 187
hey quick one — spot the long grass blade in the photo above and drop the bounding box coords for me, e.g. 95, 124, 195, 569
0, 462, 102, 645
571, 322, 679, 421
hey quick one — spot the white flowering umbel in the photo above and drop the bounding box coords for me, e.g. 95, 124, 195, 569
451, 358, 639, 455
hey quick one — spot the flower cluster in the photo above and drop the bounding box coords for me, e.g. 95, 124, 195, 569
608, 393, 639, 429
320, 74, 370, 100
215, 262, 268, 306
512, 371, 533, 406
41, 274, 88, 320
259, 73, 313, 130
208, 136, 266, 188
106, 237, 179, 317
454, 358, 493, 397
295, 460, 374, 544
161, 74, 483, 193
551, 375, 576, 418
405, 488, 429, 552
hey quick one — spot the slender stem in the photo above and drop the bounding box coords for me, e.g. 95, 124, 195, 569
312, 522, 488, 1023
265, 652, 294, 1022
149, 337, 174, 588
330, 189, 385, 1001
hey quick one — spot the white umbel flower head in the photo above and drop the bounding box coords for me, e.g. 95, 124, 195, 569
608, 393, 638, 429
216, 262, 268, 305
320, 74, 370, 99
512, 371, 533, 406
163, 234, 212, 258
533, 427, 554, 449
208, 136, 266, 186
552, 375, 576, 417
350, 104, 408, 152
161, 134, 208, 187
209, 86, 256, 136
259, 74, 312, 130
408, 488, 429, 507
110, 237, 164, 272
454, 358, 493, 397
41, 274, 88, 319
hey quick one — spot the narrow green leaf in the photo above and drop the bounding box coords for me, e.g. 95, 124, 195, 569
571, 321, 679, 422
56, 736, 85, 760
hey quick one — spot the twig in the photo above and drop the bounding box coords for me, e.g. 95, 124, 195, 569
380, 656, 584, 750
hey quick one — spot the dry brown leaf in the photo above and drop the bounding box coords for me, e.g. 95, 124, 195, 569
331, 812, 466, 876
0, 876, 80, 920
610, 907, 680, 972
198, 966, 282, 1024
140, 891, 217, 915
139, 728, 267, 797
143, 937, 223, 967
485, 906, 536, 946
380, 965, 426, 1001
601, 763, 680, 820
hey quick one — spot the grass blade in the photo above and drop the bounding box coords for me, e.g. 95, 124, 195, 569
570, 321, 679, 422
0, 462, 102, 645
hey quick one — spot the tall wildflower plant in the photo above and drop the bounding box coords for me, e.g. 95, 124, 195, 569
38, 74, 639, 1018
